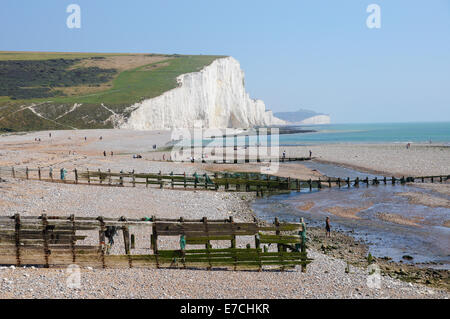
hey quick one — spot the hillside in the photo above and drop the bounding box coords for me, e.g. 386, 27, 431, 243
0, 52, 224, 131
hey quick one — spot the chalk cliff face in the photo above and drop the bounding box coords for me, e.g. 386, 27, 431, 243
273, 109, 330, 125
299, 115, 331, 125
121, 57, 285, 130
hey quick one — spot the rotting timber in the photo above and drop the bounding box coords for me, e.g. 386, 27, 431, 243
0, 215, 311, 272
1, 166, 448, 197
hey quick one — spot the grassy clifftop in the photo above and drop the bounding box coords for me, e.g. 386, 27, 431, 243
0, 51, 225, 131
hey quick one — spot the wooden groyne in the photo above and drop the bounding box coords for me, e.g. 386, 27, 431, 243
0, 166, 448, 196
148, 156, 315, 163
0, 215, 310, 271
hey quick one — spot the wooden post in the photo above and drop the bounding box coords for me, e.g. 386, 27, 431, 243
70, 214, 76, 262
337, 178, 341, 188
108, 169, 111, 185
14, 213, 21, 266
74, 169, 78, 184
317, 178, 322, 189
183, 172, 187, 189
159, 171, 163, 189
383, 176, 387, 185
41, 214, 49, 268
301, 222, 307, 273
12, 167, 15, 178
255, 232, 262, 272
275, 217, 281, 252
98, 216, 106, 269
87, 169, 90, 185
132, 170, 136, 187
49, 167, 53, 182
355, 177, 359, 187
26, 167, 29, 180
203, 217, 212, 270
171, 172, 174, 189
328, 178, 331, 188
131, 234, 135, 249
38, 167, 41, 180
296, 179, 300, 191
120, 216, 132, 268
229, 216, 237, 271
392, 176, 396, 185
308, 179, 312, 191
152, 216, 159, 268
346, 177, 350, 188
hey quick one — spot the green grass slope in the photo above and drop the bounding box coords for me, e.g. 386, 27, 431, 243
0, 52, 225, 131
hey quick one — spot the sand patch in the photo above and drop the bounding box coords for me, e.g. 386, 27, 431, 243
396, 192, 450, 208
297, 201, 315, 211
324, 203, 372, 219
376, 212, 422, 227
413, 183, 450, 196
443, 220, 450, 228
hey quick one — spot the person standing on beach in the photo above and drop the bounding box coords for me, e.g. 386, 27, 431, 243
309, 150, 312, 158
325, 217, 331, 237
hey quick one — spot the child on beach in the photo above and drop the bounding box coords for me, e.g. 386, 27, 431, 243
325, 217, 331, 237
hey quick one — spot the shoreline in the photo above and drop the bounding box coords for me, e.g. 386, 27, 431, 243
247, 196, 449, 291
0, 129, 448, 298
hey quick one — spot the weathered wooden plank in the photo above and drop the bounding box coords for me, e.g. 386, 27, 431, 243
155, 222, 258, 236
258, 224, 301, 231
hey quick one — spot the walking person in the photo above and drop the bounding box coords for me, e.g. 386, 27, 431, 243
325, 217, 331, 238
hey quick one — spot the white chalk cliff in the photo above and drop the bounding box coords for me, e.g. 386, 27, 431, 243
299, 115, 331, 125
120, 57, 285, 130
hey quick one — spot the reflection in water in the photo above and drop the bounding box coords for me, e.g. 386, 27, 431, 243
252, 162, 450, 269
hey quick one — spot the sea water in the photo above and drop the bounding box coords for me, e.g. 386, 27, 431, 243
278, 122, 450, 145
252, 161, 450, 269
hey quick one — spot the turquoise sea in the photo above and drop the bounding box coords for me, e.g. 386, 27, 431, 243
279, 122, 450, 145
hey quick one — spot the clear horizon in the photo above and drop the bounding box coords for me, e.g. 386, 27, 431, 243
1, 0, 449, 124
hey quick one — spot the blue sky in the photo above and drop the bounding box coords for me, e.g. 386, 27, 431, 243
1, 0, 449, 123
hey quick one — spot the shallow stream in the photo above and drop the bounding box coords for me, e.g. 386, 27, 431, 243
252, 161, 450, 269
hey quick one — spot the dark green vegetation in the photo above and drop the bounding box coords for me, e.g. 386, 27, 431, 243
0, 58, 116, 99
0, 51, 224, 131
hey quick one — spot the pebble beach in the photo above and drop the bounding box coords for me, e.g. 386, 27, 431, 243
0, 129, 448, 299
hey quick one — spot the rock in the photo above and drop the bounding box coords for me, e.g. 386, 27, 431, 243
402, 255, 414, 261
